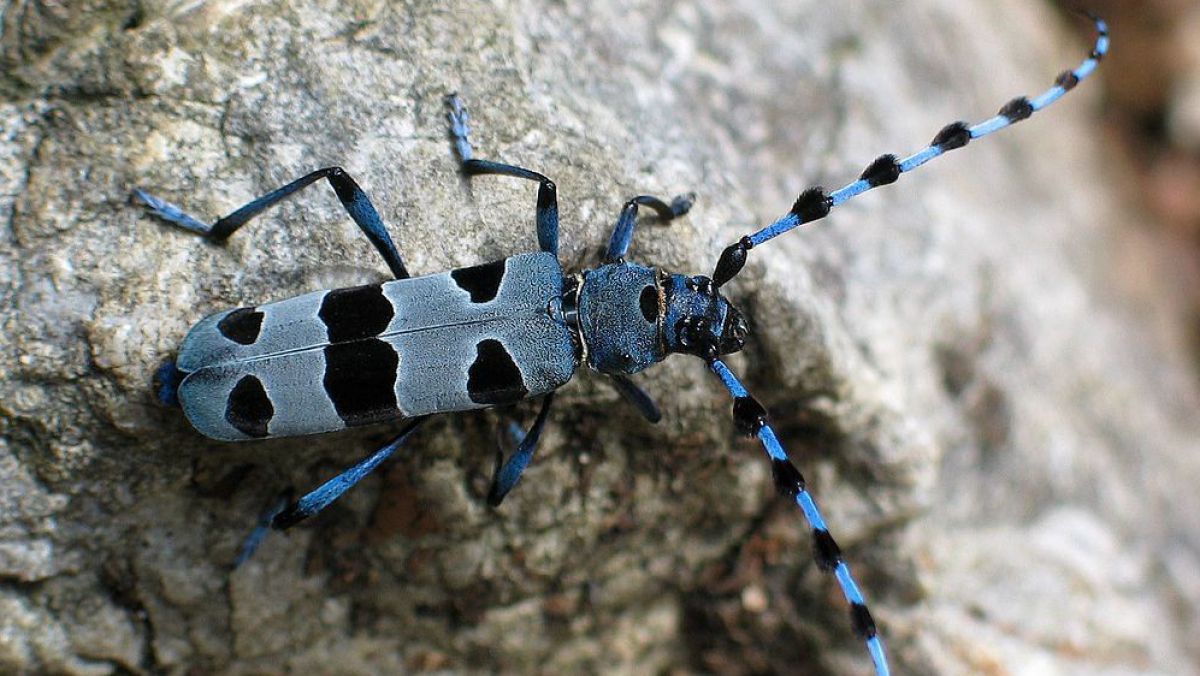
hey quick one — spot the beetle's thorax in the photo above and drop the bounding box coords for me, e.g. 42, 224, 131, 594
574, 262, 665, 374
572, 262, 748, 374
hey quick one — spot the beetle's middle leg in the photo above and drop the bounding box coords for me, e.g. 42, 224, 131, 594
232, 417, 428, 567
447, 94, 560, 258
488, 393, 555, 506
133, 166, 410, 279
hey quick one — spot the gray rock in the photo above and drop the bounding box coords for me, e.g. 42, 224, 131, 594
2, 1, 1198, 674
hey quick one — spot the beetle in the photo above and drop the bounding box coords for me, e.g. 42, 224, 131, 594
134, 15, 1107, 676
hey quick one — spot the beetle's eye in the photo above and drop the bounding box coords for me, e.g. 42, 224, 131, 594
639, 285, 657, 323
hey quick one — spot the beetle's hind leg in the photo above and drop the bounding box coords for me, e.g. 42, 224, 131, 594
152, 359, 184, 408
446, 94, 561, 258
233, 489, 292, 568
266, 417, 429, 532
446, 94, 476, 163
231, 417, 430, 567
133, 166, 411, 279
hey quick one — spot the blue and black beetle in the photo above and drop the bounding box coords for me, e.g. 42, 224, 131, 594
134, 16, 1108, 675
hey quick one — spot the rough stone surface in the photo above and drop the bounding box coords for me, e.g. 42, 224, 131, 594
2, 1, 1199, 674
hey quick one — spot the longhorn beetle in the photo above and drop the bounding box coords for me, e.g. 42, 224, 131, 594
134, 15, 1107, 676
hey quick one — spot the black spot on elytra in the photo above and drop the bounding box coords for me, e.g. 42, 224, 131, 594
319, 285, 393, 343
639, 285, 658, 323
217, 307, 264, 345
226, 374, 273, 438
467, 339, 527, 405
323, 339, 400, 427
451, 259, 506, 303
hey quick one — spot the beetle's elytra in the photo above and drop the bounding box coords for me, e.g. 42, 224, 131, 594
171, 253, 576, 440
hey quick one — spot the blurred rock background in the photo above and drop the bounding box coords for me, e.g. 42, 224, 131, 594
1, 1, 1198, 674
1055, 0, 1200, 368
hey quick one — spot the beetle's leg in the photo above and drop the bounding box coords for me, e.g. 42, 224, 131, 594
603, 193, 694, 263
460, 160, 559, 258
708, 358, 889, 676
488, 393, 554, 506
446, 94, 560, 257
153, 359, 184, 408
233, 489, 292, 567
269, 416, 429, 531
607, 374, 661, 423
133, 166, 410, 279
445, 93, 476, 164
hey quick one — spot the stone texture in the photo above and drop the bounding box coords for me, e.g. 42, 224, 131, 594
2, 1, 1198, 674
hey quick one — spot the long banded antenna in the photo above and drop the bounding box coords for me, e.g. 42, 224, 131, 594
711, 13, 1109, 287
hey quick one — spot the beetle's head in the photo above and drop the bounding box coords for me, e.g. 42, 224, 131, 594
663, 273, 748, 360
